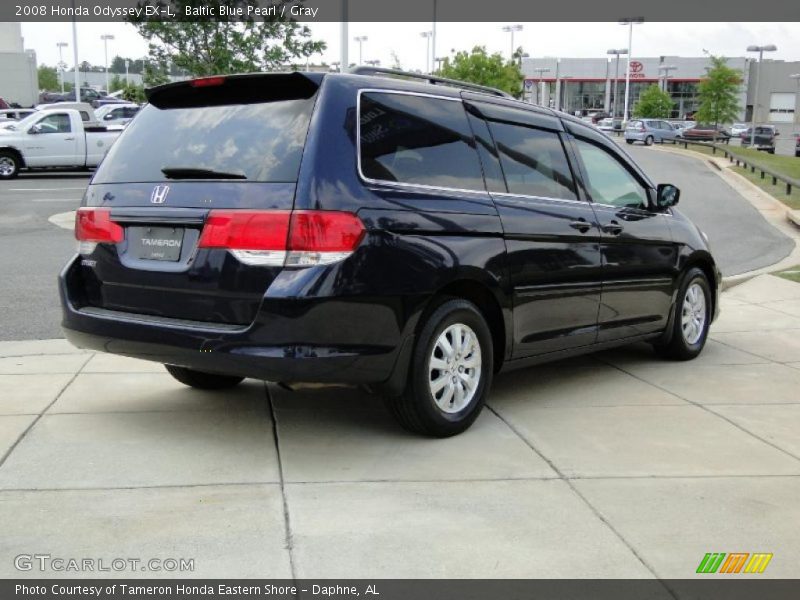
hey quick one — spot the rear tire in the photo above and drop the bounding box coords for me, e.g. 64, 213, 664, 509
0, 150, 20, 179
386, 299, 493, 437
625, 139, 635, 145
165, 365, 244, 390
644, 135, 654, 146
654, 267, 712, 360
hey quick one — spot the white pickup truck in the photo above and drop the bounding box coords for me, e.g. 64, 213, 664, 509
0, 108, 121, 179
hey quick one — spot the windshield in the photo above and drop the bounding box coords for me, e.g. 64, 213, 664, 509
92, 96, 315, 184
4, 111, 41, 131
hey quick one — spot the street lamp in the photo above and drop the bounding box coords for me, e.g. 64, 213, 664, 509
746, 44, 777, 146
532, 67, 550, 105
658, 64, 677, 92
501, 24, 523, 60
607, 48, 628, 118
420, 31, 433, 73
56, 42, 68, 93
790, 74, 800, 134
100, 34, 115, 92
619, 17, 644, 123
353, 35, 368, 65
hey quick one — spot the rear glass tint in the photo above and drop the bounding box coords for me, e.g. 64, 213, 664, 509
92, 97, 315, 184
359, 92, 485, 191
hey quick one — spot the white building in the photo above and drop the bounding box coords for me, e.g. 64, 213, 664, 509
0, 23, 38, 107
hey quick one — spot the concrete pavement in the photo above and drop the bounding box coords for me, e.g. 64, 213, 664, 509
1, 274, 799, 579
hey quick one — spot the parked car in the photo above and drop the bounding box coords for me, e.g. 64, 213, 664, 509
597, 117, 615, 132
58, 71, 720, 436
673, 121, 696, 138
682, 124, 731, 142
95, 103, 140, 127
730, 123, 749, 138
624, 119, 678, 145
741, 126, 779, 154
0, 108, 121, 179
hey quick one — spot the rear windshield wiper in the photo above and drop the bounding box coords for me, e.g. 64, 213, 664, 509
161, 167, 247, 180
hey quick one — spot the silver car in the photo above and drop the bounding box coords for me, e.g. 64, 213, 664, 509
624, 119, 678, 145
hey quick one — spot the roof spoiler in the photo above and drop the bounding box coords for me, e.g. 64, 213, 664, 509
146, 72, 324, 108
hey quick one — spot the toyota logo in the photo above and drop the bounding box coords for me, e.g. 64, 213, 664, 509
150, 185, 170, 204
630, 61, 644, 73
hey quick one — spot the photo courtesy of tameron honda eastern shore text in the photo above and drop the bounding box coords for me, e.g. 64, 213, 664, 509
59, 69, 720, 437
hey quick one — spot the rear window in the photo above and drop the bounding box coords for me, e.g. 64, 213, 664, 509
93, 96, 315, 184
358, 92, 485, 191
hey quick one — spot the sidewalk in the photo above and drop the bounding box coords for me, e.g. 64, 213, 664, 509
1, 274, 799, 578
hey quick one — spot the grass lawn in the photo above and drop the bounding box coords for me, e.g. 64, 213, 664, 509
775, 266, 800, 284
670, 142, 800, 210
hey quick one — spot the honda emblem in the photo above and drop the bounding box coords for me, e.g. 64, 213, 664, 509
150, 185, 170, 204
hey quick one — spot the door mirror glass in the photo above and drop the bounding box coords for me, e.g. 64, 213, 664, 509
657, 183, 680, 208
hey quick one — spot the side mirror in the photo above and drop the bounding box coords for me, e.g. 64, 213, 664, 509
656, 184, 680, 209
27, 124, 42, 134
103, 114, 114, 120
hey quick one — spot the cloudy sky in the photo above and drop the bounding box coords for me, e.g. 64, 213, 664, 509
21, 21, 800, 71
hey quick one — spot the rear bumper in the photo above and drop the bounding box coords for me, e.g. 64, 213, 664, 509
59, 256, 413, 391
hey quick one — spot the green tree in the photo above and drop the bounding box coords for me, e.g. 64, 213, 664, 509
121, 83, 147, 103
37, 65, 60, 91
128, 0, 325, 77
695, 55, 742, 127
437, 46, 523, 96
633, 84, 673, 118
109, 74, 126, 93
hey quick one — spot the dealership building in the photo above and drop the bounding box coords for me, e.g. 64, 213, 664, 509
0, 23, 38, 107
521, 55, 800, 124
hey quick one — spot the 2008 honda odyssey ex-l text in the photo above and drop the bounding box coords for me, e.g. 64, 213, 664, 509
59, 69, 720, 437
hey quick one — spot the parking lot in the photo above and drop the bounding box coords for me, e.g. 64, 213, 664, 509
1, 273, 800, 578
0, 143, 799, 579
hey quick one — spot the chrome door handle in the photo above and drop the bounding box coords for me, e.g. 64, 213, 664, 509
64, 137, 75, 141
569, 219, 591, 233
603, 220, 624, 235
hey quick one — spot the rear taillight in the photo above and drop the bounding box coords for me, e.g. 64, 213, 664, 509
75, 208, 123, 254
197, 210, 365, 267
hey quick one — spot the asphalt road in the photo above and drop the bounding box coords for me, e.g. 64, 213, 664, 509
0, 173, 87, 341
0, 146, 794, 340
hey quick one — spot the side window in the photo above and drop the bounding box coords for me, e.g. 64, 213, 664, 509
573, 138, 649, 209
79, 111, 90, 122
487, 121, 577, 200
37, 113, 71, 134
359, 92, 485, 191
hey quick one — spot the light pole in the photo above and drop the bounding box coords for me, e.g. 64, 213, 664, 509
746, 44, 777, 146
420, 31, 433, 73
125, 59, 130, 86
791, 74, 800, 134
56, 42, 68, 93
353, 35, 368, 65
501, 24, 523, 60
607, 48, 627, 118
100, 34, 114, 92
658, 64, 676, 92
532, 67, 550, 105
619, 18, 644, 123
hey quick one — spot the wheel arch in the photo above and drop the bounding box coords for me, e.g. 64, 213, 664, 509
0, 146, 25, 168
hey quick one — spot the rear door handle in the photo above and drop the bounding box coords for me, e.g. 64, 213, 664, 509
64, 137, 75, 141
569, 218, 592, 233
603, 220, 624, 235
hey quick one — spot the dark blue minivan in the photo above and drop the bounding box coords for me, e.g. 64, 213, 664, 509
60, 69, 720, 436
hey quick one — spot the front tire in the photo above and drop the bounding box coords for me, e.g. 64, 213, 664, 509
386, 299, 493, 437
0, 151, 20, 179
165, 365, 244, 390
654, 268, 712, 360
644, 135, 654, 146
